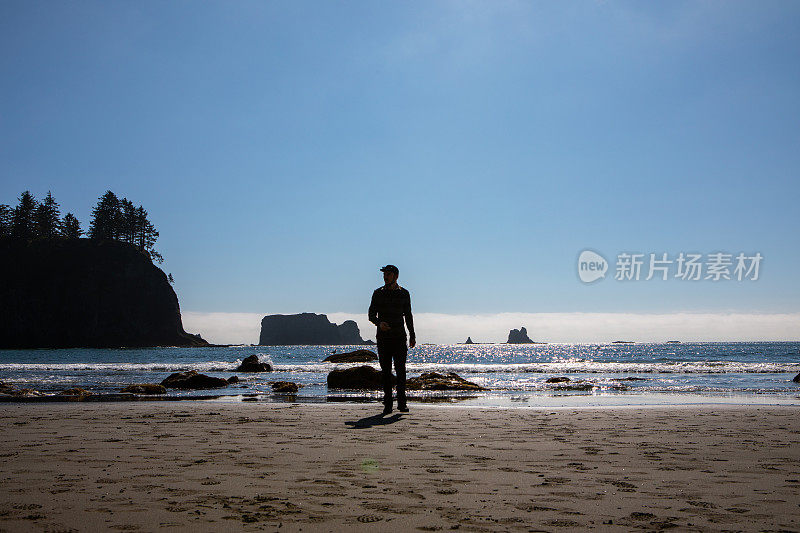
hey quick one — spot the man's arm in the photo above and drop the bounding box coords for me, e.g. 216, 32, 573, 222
404, 290, 416, 345
368, 290, 379, 326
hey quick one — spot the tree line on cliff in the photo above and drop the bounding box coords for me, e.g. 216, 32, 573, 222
0, 190, 163, 262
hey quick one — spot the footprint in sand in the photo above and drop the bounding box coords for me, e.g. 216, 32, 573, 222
687, 501, 717, 509
609, 480, 637, 492
357, 514, 384, 523
543, 519, 580, 527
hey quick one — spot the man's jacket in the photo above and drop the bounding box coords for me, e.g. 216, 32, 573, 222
368, 285, 416, 342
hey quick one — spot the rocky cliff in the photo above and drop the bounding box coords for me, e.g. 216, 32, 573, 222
0, 239, 207, 348
259, 313, 368, 345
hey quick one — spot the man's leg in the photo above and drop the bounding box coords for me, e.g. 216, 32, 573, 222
377, 340, 393, 409
394, 339, 408, 409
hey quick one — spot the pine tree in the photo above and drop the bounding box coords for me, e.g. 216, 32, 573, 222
11, 191, 37, 241
142, 218, 162, 263
0, 204, 11, 238
34, 191, 61, 239
119, 198, 138, 244
88, 190, 121, 241
62, 213, 83, 239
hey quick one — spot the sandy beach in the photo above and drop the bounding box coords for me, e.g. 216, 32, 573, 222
1, 402, 799, 532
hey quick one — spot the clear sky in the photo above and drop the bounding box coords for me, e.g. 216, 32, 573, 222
2, 1, 799, 343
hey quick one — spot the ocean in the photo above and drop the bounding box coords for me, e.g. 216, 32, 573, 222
2, 342, 799, 407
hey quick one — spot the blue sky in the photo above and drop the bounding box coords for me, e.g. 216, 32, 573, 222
2, 2, 799, 342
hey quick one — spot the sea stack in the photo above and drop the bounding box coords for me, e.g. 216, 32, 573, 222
464, 337, 474, 344
259, 313, 369, 346
507, 327, 534, 344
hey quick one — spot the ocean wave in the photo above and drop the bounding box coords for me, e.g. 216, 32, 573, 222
270, 361, 800, 374
0, 361, 241, 372
1, 358, 797, 375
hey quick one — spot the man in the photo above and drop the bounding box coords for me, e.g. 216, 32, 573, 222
368, 264, 416, 415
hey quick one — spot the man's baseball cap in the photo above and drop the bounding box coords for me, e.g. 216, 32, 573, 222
380, 264, 399, 275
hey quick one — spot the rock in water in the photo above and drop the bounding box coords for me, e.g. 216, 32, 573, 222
406, 372, 488, 391
259, 313, 369, 345
160, 371, 229, 389
272, 381, 300, 393
236, 354, 272, 372
121, 384, 167, 394
57, 388, 94, 398
322, 349, 377, 363
546, 377, 571, 383
507, 327, 534, 344
0, 239, 208, 348
464, 337, 474, 344
327, 365, 392, 390
793, 372, 800, 383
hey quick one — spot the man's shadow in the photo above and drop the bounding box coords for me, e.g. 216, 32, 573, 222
345, 412, 404, 429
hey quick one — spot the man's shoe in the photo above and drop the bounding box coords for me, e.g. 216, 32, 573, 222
398, 405, 409, 412
382, 405, 392, 415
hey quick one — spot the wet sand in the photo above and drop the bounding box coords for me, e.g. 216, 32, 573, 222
1, 402, 799, 532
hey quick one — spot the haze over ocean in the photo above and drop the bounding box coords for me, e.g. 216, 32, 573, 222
2, 2, 799, 345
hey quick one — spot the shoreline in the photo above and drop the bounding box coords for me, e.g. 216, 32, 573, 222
3, 389, 800, 408
2, 402, 798, 531
4, 390, 800, 406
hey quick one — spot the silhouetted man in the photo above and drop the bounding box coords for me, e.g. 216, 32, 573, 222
368, 264, 416, 415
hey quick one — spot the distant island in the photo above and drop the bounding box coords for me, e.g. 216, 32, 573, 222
506, 326, 545, 344
259, 313, 372, 346
0, 190, 207, 348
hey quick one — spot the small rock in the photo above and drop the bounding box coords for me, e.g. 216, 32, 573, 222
13, 388, 42, 397
160, 371, 230, 389
406, 372, 487, 391
121, 384, 167, 394
272, 381, 300, 393
227, 376, 239, 384
546, 377, 570, 383
57, 388, 94, 397
549, 381, 596, 391
793, 372, 800, 383
322, 349, 377, 363
236, 355, 272, 372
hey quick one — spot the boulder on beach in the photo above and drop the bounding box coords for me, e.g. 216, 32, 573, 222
546, 377, 571, 383
546, 380, 596, 391
227, 376, 239, 384
57, 388, 94, 398
272, 381, 300, 393
236, 354, 272, 372
121, 384, 167, 394
0, 382, 43, 397
327, 365, 392, 390
793, 372, 800, 383
406, 372, 488, 391
323, 349, 378, 363
160, 371, 230, 389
